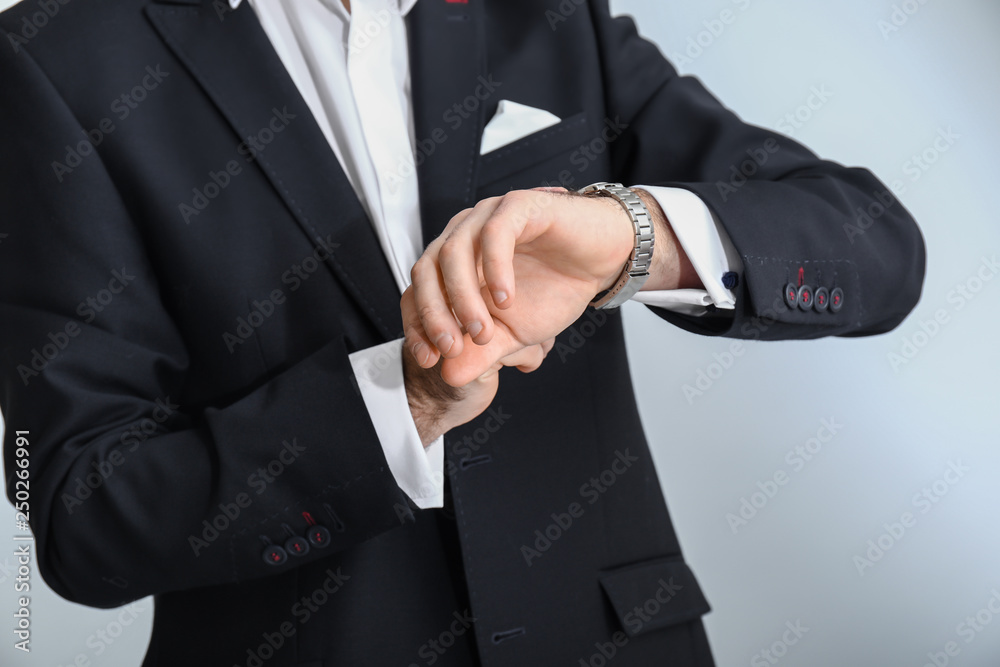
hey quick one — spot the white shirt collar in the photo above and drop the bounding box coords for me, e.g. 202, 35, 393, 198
230, 0, 419, 14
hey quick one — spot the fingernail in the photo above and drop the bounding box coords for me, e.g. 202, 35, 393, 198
412, 342, 429, 365
493, 290, 508, 304
467, 320, 483, 338
435, 333, 455, 354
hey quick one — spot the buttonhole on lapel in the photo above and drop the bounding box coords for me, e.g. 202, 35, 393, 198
491, 627, 526, 644
459, 454, 492, 470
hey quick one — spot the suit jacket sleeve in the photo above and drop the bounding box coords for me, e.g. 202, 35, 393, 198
591, 0, 926, 338
0, 47, 409, 608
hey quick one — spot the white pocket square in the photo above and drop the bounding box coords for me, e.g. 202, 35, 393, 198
480, 100, 561, 155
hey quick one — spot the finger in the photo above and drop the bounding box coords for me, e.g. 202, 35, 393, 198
401, 288, 440, 368
540, 337, 556, 357
410, 253, 464, 359
500, 343, 545, 374
479, 191, 539, 309
440, 329, 521, 388
438, 198, 502, 345
407, 206, 478, 358
475, 360, 505, 381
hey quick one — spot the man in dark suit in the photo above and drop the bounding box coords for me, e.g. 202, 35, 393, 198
0, 0, 924, 664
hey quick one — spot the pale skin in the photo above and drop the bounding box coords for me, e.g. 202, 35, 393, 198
402, 186, 701, 445
337, 0, 697, 445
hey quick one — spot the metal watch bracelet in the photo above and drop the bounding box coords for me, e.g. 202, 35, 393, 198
579, 182, 655, 310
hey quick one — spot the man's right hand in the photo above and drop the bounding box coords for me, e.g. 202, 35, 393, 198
403, 331, 554, 446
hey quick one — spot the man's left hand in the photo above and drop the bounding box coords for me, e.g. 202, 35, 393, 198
401, 186, 695, 387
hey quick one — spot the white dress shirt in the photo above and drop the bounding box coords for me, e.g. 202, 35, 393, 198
236, 0, 741, 509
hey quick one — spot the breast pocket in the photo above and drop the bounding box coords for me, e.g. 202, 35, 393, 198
477, 111, 592, 190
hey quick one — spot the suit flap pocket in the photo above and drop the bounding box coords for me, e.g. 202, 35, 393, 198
599, 556, 711, 638
478, 111, 589, 186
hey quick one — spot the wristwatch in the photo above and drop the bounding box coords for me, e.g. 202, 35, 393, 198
579, 182, 655, 309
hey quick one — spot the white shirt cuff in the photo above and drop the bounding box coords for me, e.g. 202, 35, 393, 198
630, 185, 743, 315
348, 339, 444, 509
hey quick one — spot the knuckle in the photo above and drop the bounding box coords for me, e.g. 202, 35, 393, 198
446, 291, 469, 313
447, 208, 473, 228
502, 190, 526, 205
404, 325, 425, 343
438, 238, 459, 262
474, 196, 500, 213
447, 293, 481, 321
417, 304, 440, 324
481, 217, 505, 240
410, 257, 427, 281
493, 195, 517, 217
496, 190, 536, 222
481, 255, 506, 275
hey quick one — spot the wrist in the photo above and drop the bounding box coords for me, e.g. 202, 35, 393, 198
632, 188, 700, 292
403, 353, 461, 447
595, 194, 638, 293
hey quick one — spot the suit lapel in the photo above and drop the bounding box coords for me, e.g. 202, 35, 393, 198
145, 0, 402, 340
407, 0, 487, 245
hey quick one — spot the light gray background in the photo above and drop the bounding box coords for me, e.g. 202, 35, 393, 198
2, 0, 998, 665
